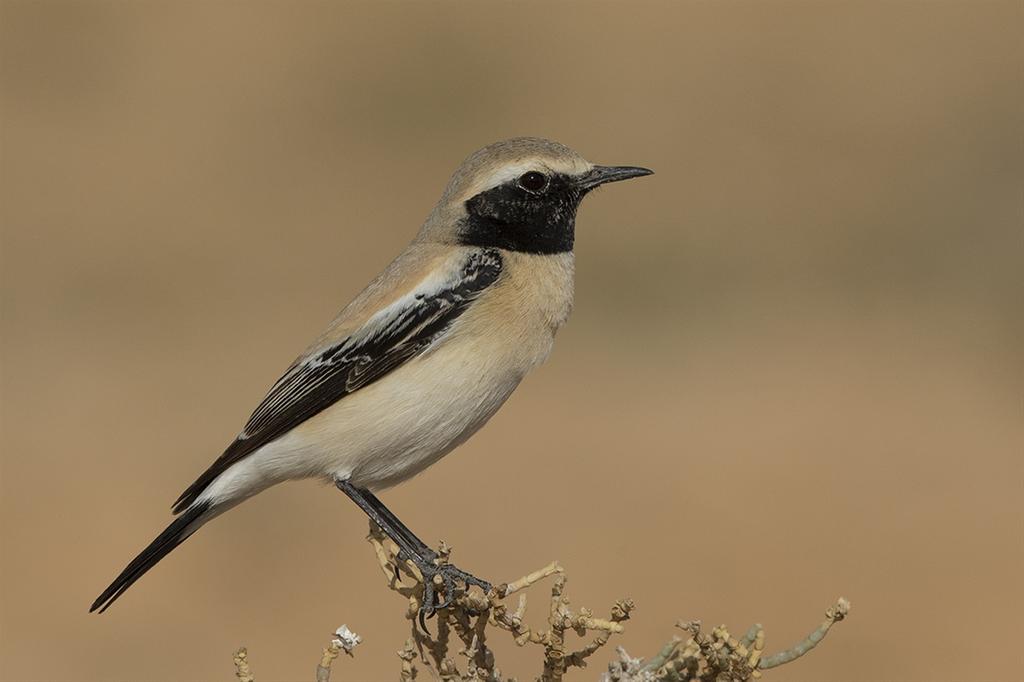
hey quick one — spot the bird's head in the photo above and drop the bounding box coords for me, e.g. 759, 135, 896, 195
421, 137, 652, 254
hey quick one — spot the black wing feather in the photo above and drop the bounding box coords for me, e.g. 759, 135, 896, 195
172, 249, 502, 513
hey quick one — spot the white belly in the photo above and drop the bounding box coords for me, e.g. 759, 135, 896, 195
293, 331, 534, 490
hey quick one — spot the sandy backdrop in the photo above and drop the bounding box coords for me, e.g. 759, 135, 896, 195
1, 2, 1021, 681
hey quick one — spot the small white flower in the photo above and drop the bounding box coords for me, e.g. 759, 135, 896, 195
332, 624, 362, 653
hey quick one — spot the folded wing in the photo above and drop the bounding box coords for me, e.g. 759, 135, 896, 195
172, 248, 503, 513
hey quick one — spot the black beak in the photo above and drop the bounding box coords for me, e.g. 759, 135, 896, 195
577, 165, 654, 191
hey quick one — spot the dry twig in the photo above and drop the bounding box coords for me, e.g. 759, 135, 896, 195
604, 598, 851, 681
367, 521, 631, 682
232, 648, 255, 682
228, 524, 848, 681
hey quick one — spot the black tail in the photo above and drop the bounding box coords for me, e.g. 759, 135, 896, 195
90, 500, 211, 613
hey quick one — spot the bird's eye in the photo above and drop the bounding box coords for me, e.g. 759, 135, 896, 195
517, 171, 548, 193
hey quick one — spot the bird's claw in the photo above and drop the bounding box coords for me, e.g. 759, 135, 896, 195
393, 549, 407, 583
414, 562, 492, 635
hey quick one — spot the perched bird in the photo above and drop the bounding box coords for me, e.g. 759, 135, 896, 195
90, 137, 652, 623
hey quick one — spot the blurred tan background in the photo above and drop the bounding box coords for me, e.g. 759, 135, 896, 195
1, 2, 1021, 680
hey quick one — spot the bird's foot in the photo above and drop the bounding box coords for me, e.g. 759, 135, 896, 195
416, 558, 492, 632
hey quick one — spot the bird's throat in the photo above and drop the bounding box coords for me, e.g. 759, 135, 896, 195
458, 180, 578, 254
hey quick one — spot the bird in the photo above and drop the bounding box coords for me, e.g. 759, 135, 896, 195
90, 137, 652, 624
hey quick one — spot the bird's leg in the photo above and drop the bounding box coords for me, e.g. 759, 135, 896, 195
335, 480, 492, 628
